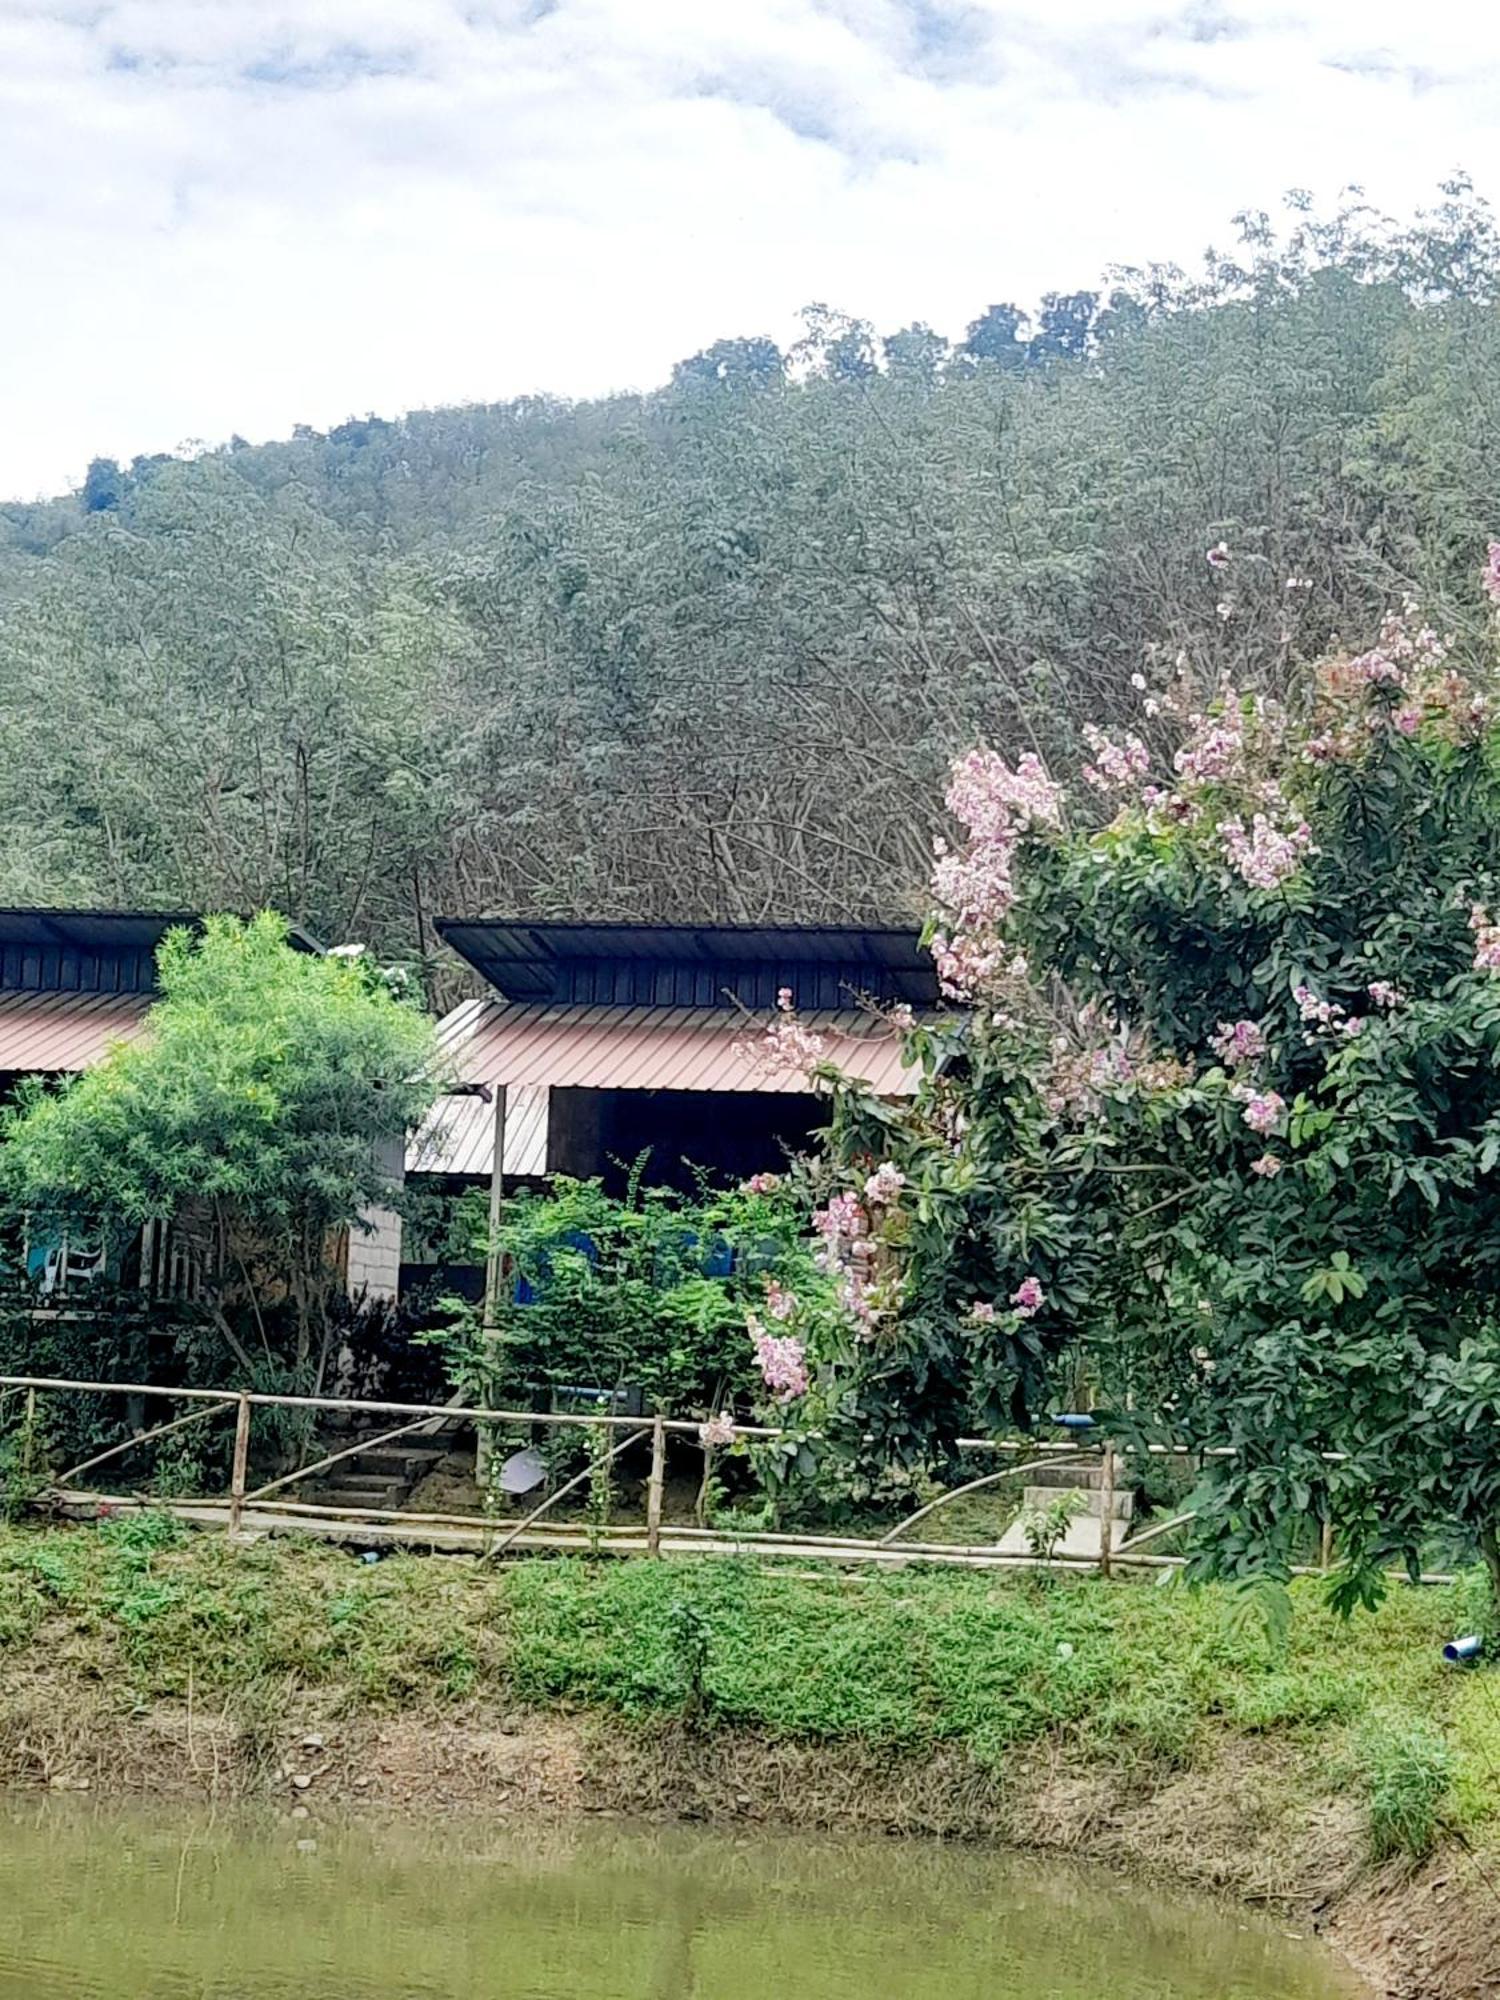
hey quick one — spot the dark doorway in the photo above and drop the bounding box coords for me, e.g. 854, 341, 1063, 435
548, 1088, 825, 1195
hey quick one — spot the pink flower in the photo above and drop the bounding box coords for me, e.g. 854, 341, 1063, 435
864, 1161, 906, 1206
1207, 541, 1231, 570
1483, 540, 1500, 608
1220, 814, 1312, 891
1393, 705, 1421, 736
969, 1301, 998, 1324
1471, 905, 1500, 973
1367, 981, 1404, 1010
1250, 1153, 1282, 1178
1011, 1276, 1045, 1317
813, 1191, 866, 1243
698, 1412, 736, 1448
765, 1279, 798, 1322
1081, 724, 1151, 793
1338, 1015, 1366, 1038
889, 1003, 915, 1031
1294, 984, 1343, 1029
750, 1319, 809, 1401
741, 1171, 782, 1195
1209, 1019, 1267, 1067
1232, 1084, 1286, 1135
776, 986, 794, 1012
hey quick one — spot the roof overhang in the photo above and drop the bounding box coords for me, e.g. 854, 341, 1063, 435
434, 918, 938, 1007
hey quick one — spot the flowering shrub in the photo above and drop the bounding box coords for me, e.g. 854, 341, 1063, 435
790, 545, 1500, 1604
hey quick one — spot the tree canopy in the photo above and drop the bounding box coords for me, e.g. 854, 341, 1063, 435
5, 184, 1500, 997
794, 556, 1500, 1608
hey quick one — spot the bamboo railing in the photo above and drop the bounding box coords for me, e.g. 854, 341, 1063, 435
0, 1371, 1455, 1585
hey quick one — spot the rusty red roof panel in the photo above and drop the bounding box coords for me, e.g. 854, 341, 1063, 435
434, 1002, 923, 1098
0, 990, 153, 1073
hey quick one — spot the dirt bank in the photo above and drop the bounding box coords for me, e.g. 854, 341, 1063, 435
1, 1676, 1494, 1998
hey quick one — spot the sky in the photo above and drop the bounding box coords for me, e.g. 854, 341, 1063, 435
3, 0, 1499, 500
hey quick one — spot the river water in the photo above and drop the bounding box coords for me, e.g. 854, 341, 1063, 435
0, 1808, 1363, 1998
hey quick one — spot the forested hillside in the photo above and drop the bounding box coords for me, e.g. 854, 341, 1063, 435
6, 184, 1500, 995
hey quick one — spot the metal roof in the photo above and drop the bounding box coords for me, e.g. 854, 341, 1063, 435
432, 999, 923, 1098
0, 990, 154, 1074
0, 910, 200, 955
435, 919, 938, 1006
407, 1083, 549, 1179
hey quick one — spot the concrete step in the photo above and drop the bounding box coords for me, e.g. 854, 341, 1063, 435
314, 1484, 409, 1513
996, 1511, 1130, 1559
1024, 1460, 1112, 1491
354, 1444, 451, 1474
1021, 1484, 1133, 1520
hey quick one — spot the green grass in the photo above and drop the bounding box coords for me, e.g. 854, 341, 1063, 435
0, 1516, 1494, 1849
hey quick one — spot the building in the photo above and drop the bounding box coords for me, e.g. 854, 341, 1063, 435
403, 919, 938, 1300
0, 909, 401, 1305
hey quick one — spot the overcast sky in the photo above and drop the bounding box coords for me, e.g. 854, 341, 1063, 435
3, 0, 1497, 500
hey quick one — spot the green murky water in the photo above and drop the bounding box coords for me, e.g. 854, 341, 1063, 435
0, 1809, 1362, 1998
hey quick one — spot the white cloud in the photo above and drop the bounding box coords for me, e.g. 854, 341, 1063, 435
2, 0, 1498, 497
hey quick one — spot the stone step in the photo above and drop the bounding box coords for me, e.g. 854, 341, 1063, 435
1021, 1484, 1133, 1520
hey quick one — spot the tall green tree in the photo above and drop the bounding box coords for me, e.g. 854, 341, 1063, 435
0, 914, 441, 1380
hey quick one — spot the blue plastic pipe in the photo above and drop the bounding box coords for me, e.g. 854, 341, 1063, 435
1443, 1635, 1484, 1664
1049, 1413, 1096, 1430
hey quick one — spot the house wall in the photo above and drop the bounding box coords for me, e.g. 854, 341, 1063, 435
347, 1135, 405, 1303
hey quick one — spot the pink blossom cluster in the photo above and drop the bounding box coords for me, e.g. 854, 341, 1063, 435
864, 1161, 905, 1206
1471, 905, 1500, 973
813, 1190, 867, 1246
749, 1318, 810, 1401
1485, 541, 1500, 608
741, 1171, 782, 1195
1206, 541, 1231, 570
1367, 981, 1405, 1010
1219, 813, 1313, 891
969, 1301, 998, 1324
1081, 724, 1150, 793
1292, 985, 1364, 1038
698, 1411, 737, 1448
1012, 1276, 1045, 1317
1232, 1084, 1286, 1135
736, 988, 829, 1081
1250, 1153, 1283, 1178
1209, 1018, 1268, 1067
764, 1279, 798, 1323
1174, 716, 1245, 787
930, 930, 1012, 1001
1042, 1037, 1134, 1119
930, 749, 1062, 1000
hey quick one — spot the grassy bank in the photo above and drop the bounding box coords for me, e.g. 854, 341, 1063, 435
1, 1515, 1497, 1994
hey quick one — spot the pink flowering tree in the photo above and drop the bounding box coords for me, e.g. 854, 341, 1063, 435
807, 547, 1500, 1607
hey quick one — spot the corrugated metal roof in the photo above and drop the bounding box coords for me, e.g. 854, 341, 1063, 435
434, 1001, 923, 1098
0, 990, 154, 1073
407, 1083, 549, 1179
436, 918, 938, 1005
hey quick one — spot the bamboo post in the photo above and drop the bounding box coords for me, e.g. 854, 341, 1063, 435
1098, 1443, 1116, 1579
646, 1415, 666, 1557
228, 1393, 252, 1541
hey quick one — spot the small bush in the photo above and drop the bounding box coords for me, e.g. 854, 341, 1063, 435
1357, 1715, 1453, 1860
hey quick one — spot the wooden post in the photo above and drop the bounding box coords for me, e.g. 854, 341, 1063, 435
1098, 1443, 1116, 1579
481, 1084, 509, 1332
228, 1393, 252, 1541
646, 1415, 666, 1557
477, 1085, 508, 1489
1320, 1513, 1334, 1572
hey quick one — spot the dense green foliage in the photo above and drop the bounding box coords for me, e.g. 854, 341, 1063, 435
0, 1521, 1491, 1861
808, 578, 1500, 1610
0, 915, 440, 1374
7, 188, 1500, 986
429, 1170, 838, 1417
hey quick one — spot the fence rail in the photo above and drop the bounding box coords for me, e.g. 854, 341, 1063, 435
0, 1371, 1453, 1585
